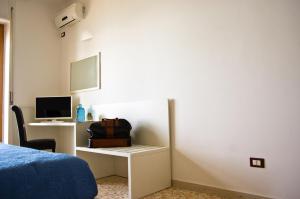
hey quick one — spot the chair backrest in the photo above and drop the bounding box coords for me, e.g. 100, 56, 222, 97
11, 105, 27, 145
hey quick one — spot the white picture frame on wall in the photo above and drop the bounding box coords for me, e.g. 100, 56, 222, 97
70, 53, 101, 93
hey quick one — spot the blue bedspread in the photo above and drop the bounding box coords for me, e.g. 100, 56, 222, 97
0, 144, 98, 199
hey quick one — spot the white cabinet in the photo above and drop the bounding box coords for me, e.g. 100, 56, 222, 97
76, 145, 171, 199
29, 99, 171, 199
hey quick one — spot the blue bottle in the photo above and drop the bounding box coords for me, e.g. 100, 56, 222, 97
76, 104, 85, 122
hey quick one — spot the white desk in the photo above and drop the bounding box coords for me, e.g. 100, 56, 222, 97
27, 100, 171, 199
28, 121, 171, 199
28, 122, 76, 127
28, 122, 78, 155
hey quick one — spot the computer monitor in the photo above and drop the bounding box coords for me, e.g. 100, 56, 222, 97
35, 96, 72, 120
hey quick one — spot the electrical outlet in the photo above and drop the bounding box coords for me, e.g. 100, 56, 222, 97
250, 157, 265, 168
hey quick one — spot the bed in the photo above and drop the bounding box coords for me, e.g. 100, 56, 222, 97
0, 144, 98, 199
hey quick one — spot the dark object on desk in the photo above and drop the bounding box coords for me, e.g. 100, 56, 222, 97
87, 118, 132, 138
11, 105, 56, 152
88, 137, 131, 148
87, 118, 132, 148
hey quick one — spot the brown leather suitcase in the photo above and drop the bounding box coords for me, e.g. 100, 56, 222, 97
87, 118, 132, 148
87, 118, 132, 138
88, 137, 131, 148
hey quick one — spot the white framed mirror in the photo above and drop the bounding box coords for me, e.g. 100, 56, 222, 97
70, 53, 100, 93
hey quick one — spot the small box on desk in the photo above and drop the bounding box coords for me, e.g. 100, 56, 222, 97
88, 137, 131, 148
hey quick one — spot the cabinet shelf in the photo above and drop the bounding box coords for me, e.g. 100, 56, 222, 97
76, 145, 168, 157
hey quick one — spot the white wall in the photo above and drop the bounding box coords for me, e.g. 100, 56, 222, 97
60, 0, 300, 198
13, 0, 63, 106
11, 0, 64, 143
0, 0, 10, 20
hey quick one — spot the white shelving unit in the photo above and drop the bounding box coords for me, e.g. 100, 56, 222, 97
76, 145, 170, 199
29, 100, 171, 199
76, 100, 171, 199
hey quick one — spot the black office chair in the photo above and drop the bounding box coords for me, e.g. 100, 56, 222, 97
11, 105, 56, 152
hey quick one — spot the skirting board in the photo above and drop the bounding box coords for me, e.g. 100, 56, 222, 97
172, 180, 272, 199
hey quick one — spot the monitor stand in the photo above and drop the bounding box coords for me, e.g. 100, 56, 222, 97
40, 120, 65, 123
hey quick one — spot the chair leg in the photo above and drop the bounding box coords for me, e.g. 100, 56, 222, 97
52, 148, 55, 153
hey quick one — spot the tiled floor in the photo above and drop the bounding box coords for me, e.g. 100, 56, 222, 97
96, 176, 128, 199
95, 176, 225, 199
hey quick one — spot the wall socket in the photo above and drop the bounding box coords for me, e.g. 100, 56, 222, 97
250, 157, 265, 168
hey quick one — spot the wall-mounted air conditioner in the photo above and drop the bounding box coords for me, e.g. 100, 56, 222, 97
54, 3, 84, 29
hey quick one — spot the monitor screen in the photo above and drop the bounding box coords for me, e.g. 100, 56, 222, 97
36, 96, 72, 119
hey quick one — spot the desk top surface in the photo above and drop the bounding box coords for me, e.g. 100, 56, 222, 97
28, 122, 76, 126
76, 145, 168, 157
